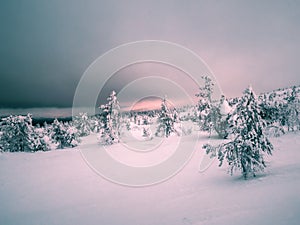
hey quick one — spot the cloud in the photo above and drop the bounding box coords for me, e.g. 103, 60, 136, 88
0, 0, 300, 107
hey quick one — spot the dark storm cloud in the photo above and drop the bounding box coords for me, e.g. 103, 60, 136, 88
0, 0, 300, 107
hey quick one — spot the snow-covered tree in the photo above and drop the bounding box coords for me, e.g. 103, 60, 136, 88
173, 108, 180, 123
125, 119, 131, 131
195, 76, 214, 133
89, 116, 101, 133
285, 86, 300, 131
31, 126, 51, 151
73, 112, 92, 137
156, 97, 176, 137
204, 86, 273, 179
0, 132, 3, 152
0, 114, 47, 152
50, 119, 79, 149
99, 90, 121, 145
212, 95, 231, 139
142, 127, 152, 140
259, 94, 279, 125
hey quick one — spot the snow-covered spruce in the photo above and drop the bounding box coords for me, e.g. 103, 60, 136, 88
155, 97, 176, 137
284, 86, 300, 131
258, 93, 281, 126
256, 85, 300, 133
89, 116, 102, 133
211, 95, 231, 139
72, 112, 92, 137
99, 90, 121, 145
204, 86, 273, 179
195, 75, 214, 134
30, 126, 51, 151
0, 114, 50, 152
50, 119, 80, 149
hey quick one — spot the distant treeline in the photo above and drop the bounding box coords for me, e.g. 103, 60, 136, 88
32, 117, 73, 126
0, 116, 73, 126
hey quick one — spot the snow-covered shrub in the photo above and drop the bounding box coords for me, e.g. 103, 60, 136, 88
264, 125, 285, 138
72, 112, 92, 137
259, 94, 280, 125
30, 127, 51, 151
181, 126, 193, 136
0, 114, 46, 152
0, 131, 3, 152
204, 86, 273, 179
142, 127, 152, 140
258, 85, 300, 133
89, 116, 101, 133
284, 86, 300, 131
50, 119, 80, 149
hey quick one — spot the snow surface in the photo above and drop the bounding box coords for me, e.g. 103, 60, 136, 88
0, 131, 300, 225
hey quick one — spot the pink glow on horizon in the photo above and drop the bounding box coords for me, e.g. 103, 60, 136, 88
121, 97, 177, 112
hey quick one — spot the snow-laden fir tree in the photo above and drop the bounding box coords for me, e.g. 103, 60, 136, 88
31, 126, 51, 151
0, 114, 48, 152
89, 115, 101, 133
204, 86, 273, 179
212, 95, 231, 139
99, 90, 121, 145
258, 94, 285, 137
0, 114, 33, 152
155, 97, 175, 137
50, 119, 79, 149
195, 76, 214, 133
259, 93, 280, 125
284, 86, 300, 131
73, 112, 92, 137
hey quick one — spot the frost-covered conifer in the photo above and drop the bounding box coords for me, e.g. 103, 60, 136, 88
0, 114, 44, 152
285, 86, 300, 131
204, 86, 273, 178
259, 94, 280, 125
156, 97, 175, 137
50, 119, 79, 149
73, 112, 92, 137
89, 116, 101, 133
99, 90, 121, 145
195, 76, 214, 133
213, 95, 231, 139
31, 126, 51, 151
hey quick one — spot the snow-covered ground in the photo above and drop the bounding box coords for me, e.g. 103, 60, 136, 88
0, 131, 299, 225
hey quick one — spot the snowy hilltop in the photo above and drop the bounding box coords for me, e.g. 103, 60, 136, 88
0, 82, 300, 225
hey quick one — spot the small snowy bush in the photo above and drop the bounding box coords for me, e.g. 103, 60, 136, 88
142, 126, 153, 140
264, 125, 285, 138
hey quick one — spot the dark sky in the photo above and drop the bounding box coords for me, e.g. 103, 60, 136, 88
1, 0, 300, 108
